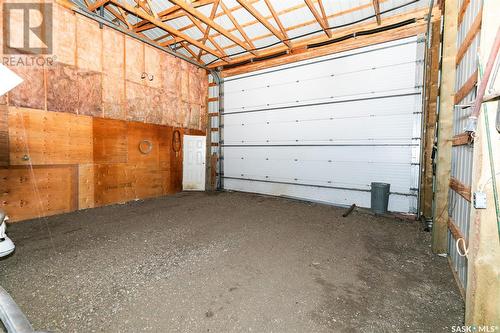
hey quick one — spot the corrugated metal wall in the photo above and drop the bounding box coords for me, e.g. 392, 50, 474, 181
448, 0, 483, 292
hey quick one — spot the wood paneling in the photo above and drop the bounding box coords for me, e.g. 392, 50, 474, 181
0, 106, 8, 166
0, 166, 77, 222
94, 163, 134, 206
93, 118, 128, 164
78, 164, 94, 210
8, 107, 93, 165
1, 1, 210, 222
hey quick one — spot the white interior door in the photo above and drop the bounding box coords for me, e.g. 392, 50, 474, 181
183, 135, 206, 191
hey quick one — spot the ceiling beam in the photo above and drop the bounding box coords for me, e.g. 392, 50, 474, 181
168, 0, 250, 53
133, 0, 215, 32
236, 0, 290, 48
88, 0, 109, 12
197, 0, 220, 61
220, 1, 256, 51
108, 0, 224, 59
304, 0, 331, 38
263, 0, 290, 42
208, 6, 436, 69
373, 0, 382, 25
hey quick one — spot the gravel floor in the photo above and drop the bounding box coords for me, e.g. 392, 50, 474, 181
0, 191, 464, 332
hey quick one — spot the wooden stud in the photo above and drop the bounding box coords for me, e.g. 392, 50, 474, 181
449, 177, 472, 202
373, 0, 382, 25
432, 0, 458, 254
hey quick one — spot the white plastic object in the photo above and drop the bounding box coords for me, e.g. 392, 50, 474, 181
0, 213, 15, 258
473, 192, 488, 209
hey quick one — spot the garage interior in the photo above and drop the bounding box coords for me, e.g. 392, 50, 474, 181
0, 0, 499, 332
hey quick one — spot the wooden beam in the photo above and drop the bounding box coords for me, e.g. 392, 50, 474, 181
220, 1, 256, 50
168, 0, 250, 53
452, 132, 472, 146
449, 177, 472, 202
108, 0, 223, 59
197, 0, 221, 61
432, 0, 458, 254
304, 0, 331, 37
183, 11, 229, 62
218, 7, 435, 75
457, 0, 471, 25
372, 0, 381, 25
264, 0, 291, 41
133, 0, 215, 32
456, 10, 482, 66
88, 0, 109, 12
454, 69, 478, 104
236, 0, 290, 47
447, 217, 468, 252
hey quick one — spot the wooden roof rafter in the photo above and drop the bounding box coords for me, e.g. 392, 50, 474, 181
263, 0, 290, 42
304, 0, 332, 38
219, 1, 256, 51
373, 0, 382, 25
196, 0, 221, 61
107, 0, 224, 60
133, 0, 216, 32
236, 0, 291, 48
168, 0, 251, 55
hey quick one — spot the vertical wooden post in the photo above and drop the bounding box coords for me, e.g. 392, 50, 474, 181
420, 19, 442, 219
465, 0, 500, 325
432, 0, 458, 253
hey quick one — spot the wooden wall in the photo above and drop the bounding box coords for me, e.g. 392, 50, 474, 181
0, 3, 208, 222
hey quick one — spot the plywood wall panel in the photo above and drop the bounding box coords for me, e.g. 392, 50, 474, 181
93, 117, 128, 164
77, 71, 103, 117
8, 108, 93, 165
94, 163, 134, 207
131, 165, 163, 199
76, 16, 102, 72
127, 122, 160, 166
0, 166, 76, 222
8, 65, 45, 110
0, 106, 8, 166
78, 164, 94, 210
53, 4, 76, 66
47, 63, 79, 113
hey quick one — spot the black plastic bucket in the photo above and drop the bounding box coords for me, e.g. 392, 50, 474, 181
371, 182, 390, 214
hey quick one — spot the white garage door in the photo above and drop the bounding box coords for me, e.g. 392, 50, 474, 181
222, 37, 424, 213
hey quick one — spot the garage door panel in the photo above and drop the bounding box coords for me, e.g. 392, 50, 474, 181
224, 39, 419, 93
224, 94, 420, 125
225, 65, 419, 113
224, 178, 413, 213
224, 146, 416, 194
222, 37, 423, 213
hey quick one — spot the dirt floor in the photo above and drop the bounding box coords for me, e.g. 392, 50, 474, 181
0, 191, 464, 332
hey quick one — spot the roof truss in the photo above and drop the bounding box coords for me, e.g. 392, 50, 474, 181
78, 0, 434, 67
